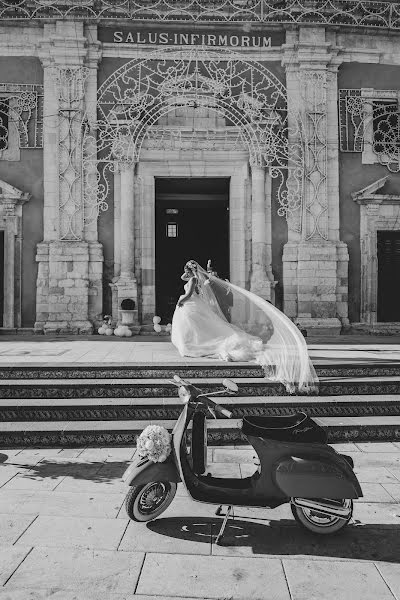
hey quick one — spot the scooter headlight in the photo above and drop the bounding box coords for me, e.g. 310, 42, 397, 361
178, 386, 190, 404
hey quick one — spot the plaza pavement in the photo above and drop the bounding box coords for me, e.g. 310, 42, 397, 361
0, 443, 398, 599
0, 336, 400, 366
0, 336, 399, 598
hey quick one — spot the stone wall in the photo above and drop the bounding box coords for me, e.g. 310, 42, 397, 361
338, 62, 400, 322
0, 57, 43, 327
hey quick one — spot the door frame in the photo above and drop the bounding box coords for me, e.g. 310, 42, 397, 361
137, 158, 250, 322
357, 195, 400, 324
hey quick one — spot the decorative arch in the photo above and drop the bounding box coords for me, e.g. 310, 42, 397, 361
81, 46, 301, 225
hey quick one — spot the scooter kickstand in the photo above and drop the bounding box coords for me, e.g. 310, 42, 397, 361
215, 505, 232, 545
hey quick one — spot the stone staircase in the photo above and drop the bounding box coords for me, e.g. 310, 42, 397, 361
0, 362, 399, 447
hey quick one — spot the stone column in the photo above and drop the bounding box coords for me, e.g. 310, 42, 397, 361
250, 163, 276, 301
35, 21, 97, 334
112, 162, 139, 328
282, 27, 348, 336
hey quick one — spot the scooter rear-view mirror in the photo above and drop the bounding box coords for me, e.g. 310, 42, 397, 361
222, 379, 239, 393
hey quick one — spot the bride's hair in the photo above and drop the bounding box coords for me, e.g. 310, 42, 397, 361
184, 260, 200, 293
185, 260, 198, 273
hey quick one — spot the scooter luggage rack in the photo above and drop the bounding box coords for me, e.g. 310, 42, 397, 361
215, 505, 234, 545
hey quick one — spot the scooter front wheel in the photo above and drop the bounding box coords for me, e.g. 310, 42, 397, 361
125, 481, 177, 522
291, 499, 353, 535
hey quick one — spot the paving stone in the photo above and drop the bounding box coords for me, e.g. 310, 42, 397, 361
353, 502, 400, 525
358, 483, 398, 503
120, 517, 212, 555
384, 467, 400, 482
283, 559, 395, 600
27, 459, 104, 479
0, 471, 17, 488
15, 449, 62, 458
57, 449, 86, 458
56, 477, 127, 494
375, 563, 400, 599
136, 553, 290, 599
206, 462, 241, 477
354, 467, 399, 484
350, 453, 400, 468
5, 547, 144, 595
381, 484, 400, 502
213, 449, 256, 464
0, 546, 32, 586
239, 463, 259, 477
0, 591, 129, 600
0, 514, 37, 544
211, 519, 400, 562
1, 472, 65, 492
0, 490, 124, 518
356, 443, 400, 453
330, 443, 360, 452
14, 515, 128, 550
79, 448, 134, 462
133, 597, 207, 600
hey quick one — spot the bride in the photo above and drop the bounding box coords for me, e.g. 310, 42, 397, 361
171, 260, 318, 394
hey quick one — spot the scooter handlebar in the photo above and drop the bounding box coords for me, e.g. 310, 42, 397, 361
202, 395, 233, 419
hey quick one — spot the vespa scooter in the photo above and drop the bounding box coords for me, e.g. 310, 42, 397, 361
123, 375, 362, 543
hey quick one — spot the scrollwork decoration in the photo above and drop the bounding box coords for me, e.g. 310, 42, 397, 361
81, 46, 301, 229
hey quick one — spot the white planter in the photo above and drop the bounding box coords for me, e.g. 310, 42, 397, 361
121, 310, 135, 325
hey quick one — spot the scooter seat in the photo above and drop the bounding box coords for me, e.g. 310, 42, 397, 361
242, 412, 327, 444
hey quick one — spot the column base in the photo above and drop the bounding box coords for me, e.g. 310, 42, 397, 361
283, 241, 349, 325
295, 317, 342, 337
39, 320, 93, 335
34, 241, 94, 334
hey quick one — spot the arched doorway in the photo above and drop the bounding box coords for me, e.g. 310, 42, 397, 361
81, 46, 299, 323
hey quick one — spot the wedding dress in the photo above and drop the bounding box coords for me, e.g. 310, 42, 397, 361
170, 263, 318, 394
171, 281, 263, 361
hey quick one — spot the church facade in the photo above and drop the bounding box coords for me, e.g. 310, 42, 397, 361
1, 0, 400, 335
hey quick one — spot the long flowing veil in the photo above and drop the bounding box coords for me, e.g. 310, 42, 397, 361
194, 262, 318, 394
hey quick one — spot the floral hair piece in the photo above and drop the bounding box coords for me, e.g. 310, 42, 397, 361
185, 260, 198, 272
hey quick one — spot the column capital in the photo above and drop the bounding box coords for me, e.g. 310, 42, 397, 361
282, 42, 343, 73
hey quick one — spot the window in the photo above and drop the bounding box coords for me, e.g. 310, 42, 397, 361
360, 90, 400, 169
166, 222, 178, 238
372, 100, 399, 156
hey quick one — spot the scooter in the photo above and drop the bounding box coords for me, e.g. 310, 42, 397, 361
122, 375, 362, 543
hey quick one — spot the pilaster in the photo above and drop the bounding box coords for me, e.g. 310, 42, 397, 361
110, 161, 139, 328
282, 28, 348, 336
35, 22, 102, 333
249, 162, 276, 302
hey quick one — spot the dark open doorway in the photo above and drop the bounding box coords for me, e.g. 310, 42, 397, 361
377, 230, 400, 322
155, 178, 230, 323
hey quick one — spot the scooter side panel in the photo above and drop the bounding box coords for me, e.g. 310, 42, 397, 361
274, 456, 362, 499
123, 452, 181, 486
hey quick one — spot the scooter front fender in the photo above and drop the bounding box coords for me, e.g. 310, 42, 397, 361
122, 452, 181, 487
274, 454, 362, 500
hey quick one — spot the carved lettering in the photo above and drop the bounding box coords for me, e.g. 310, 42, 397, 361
105, 28, 276, 49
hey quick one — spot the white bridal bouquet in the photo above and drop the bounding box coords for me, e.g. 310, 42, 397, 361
136, 425, 172, 463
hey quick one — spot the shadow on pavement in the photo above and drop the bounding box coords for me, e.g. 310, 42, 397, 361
4, 460, 130, 482
148, 516, 400, 562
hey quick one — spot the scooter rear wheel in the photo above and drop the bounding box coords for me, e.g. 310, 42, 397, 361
125, 481, 177, 522
291, 499, 353, 534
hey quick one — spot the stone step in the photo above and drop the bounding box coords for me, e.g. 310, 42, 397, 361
0, 416, 399, 447
1, 376, 399, 399
1, 395, 399, 422
1, 361, 400, 379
